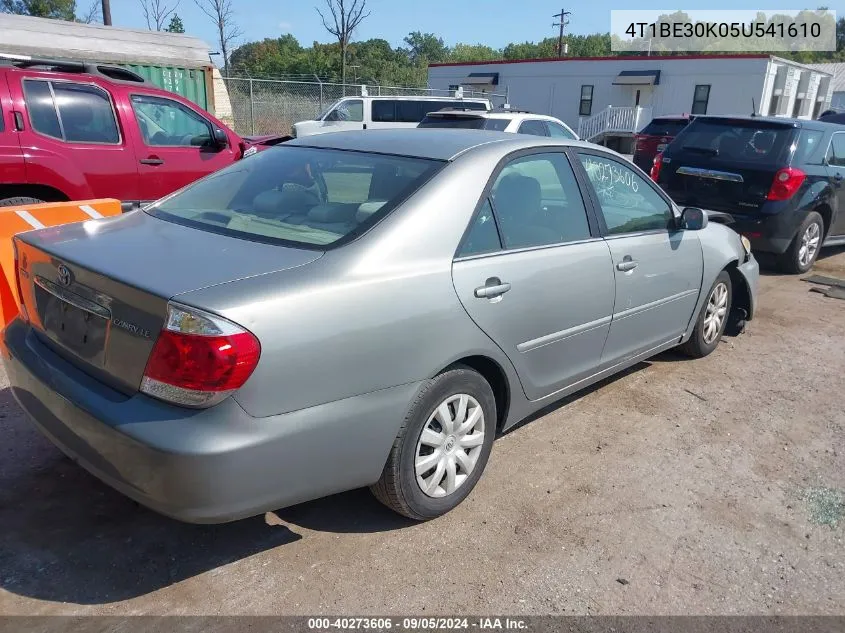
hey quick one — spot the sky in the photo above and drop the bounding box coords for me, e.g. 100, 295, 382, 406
111, 0, 834, 53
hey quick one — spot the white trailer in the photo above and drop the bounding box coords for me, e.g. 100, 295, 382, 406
428, 54, 833, 152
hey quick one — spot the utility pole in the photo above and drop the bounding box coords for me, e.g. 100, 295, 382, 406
101, 0, 112, 25
552, 8, 571, 57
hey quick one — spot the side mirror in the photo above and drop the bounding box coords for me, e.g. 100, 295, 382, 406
680, 207, 708, 231
212, 128, 229, 148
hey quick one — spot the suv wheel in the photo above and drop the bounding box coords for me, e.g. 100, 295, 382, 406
0, 196, 44, 207
370, 366, 496, 520
779, 211, 823, 274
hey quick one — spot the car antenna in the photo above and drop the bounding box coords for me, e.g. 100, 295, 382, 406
751, 97, 757, 117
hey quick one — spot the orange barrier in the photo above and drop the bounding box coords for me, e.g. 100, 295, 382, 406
0, 199, 122, 326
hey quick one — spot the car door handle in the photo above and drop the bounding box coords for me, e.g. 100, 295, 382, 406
474, 278, 511, 299
616, 258, 639, 272
140, 157, 164, 165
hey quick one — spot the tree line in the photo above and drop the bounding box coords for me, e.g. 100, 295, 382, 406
2, 0, 844, 88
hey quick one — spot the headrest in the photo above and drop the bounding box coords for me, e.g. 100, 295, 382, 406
307, 203, 359, 223
494, 173, 541, 216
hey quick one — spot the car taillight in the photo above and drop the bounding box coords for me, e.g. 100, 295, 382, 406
650, 152, 664, 182
766, 167, 806, 201
12, 239, 29, 323
141, 303, 260, 408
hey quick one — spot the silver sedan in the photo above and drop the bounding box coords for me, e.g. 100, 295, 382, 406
3, 129, 758, 523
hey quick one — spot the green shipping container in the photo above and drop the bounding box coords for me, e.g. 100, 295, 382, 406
119, 64, 210, 111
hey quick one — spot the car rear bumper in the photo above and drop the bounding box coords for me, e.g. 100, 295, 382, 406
704, 209, 803, 255
2, 319, 419, 523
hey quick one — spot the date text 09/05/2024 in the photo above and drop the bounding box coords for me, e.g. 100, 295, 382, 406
625, 21, 823, 40
307, 617, 528, 630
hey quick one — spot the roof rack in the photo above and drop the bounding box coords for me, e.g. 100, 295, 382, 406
494, 106, 533, 114
0, 53, 149, 84
431, 107, 489, 114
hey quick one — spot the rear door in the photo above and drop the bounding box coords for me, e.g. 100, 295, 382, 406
452, 150, 615, 401
9, 75, 140, 201
575, 150, 703, 364
517, 119, 550, 137
0, 72, 26, 189
128, 93, 237, 201
827, 132, 845, 237
660, 118, 798, 215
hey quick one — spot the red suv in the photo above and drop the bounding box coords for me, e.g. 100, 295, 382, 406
632, 115, 694, 173
0, 58, 279, 209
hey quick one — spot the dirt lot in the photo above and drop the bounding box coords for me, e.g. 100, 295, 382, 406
1, 250, 843, 616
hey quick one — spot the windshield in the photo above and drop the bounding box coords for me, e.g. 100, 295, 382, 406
147, 147, 443, 248
671, 119, 797, 165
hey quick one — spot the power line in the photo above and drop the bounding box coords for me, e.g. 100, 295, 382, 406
552, 8, 571, 57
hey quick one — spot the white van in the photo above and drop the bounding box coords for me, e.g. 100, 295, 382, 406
292, 95, 492, 137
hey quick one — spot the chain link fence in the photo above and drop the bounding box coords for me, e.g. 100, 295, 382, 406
222, 76, 508, 136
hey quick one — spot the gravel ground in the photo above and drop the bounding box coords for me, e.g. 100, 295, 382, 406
1, 249, 843, 616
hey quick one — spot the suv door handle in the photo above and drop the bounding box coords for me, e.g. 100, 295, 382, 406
140, 157, 164, 165
474, 278, 511, 299
616, 257, 638, 272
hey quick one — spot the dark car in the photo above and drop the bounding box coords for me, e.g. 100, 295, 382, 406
632, 115, 693, 172
819, 110, 845, 125
654, 115, 845, 273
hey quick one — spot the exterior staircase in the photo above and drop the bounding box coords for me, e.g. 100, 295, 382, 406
577, 106, 653, 144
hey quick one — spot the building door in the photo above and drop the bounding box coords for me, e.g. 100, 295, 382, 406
632, 86, 654, 107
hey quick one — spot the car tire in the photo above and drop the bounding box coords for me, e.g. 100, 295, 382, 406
370, 365, 496, 520
680, 270, 732, 359
0, 196, 44, 207
778, 211, 824, 274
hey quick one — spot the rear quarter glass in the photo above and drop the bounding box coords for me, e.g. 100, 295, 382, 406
147, 146, 443, 249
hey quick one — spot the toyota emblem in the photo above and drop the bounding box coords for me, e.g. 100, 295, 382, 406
57, 264, 72, 287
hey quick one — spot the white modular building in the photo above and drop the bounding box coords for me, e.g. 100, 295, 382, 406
428, 54, 834, 152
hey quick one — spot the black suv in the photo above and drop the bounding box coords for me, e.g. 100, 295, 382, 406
654, 116, 845, 273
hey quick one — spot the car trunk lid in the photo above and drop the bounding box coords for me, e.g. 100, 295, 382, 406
660, 118, 799, 214
15, 211, 322, 393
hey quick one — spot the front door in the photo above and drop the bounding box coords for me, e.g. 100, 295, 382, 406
451, 151, 615, 401
129, 94, 237, 202
826, 131, 845, 237
632, 86, 654, 108
574, 150, 704, 365
319, 98, 365, 133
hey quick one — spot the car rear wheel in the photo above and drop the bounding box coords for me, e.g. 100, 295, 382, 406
0, 196, 44, 207
680, 270, 732, 359
370, 366, 496, 520
779, 211, 823, 274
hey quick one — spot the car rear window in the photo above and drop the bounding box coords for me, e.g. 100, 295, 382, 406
147, 147, 443, 248
640, 118, 690, 137
670, 118, 797, 165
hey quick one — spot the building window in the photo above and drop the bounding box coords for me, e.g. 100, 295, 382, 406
691, 85, 710, 115
792, 98, 804, 118
813, 100, 823, 120
579, 85, 593, 116
768, 95, 781, 116
448, 84, 460, 91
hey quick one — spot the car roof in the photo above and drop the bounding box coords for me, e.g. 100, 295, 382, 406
337, 95, 489, 102
690, 114, 838, 132
286, 128, 594, 161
